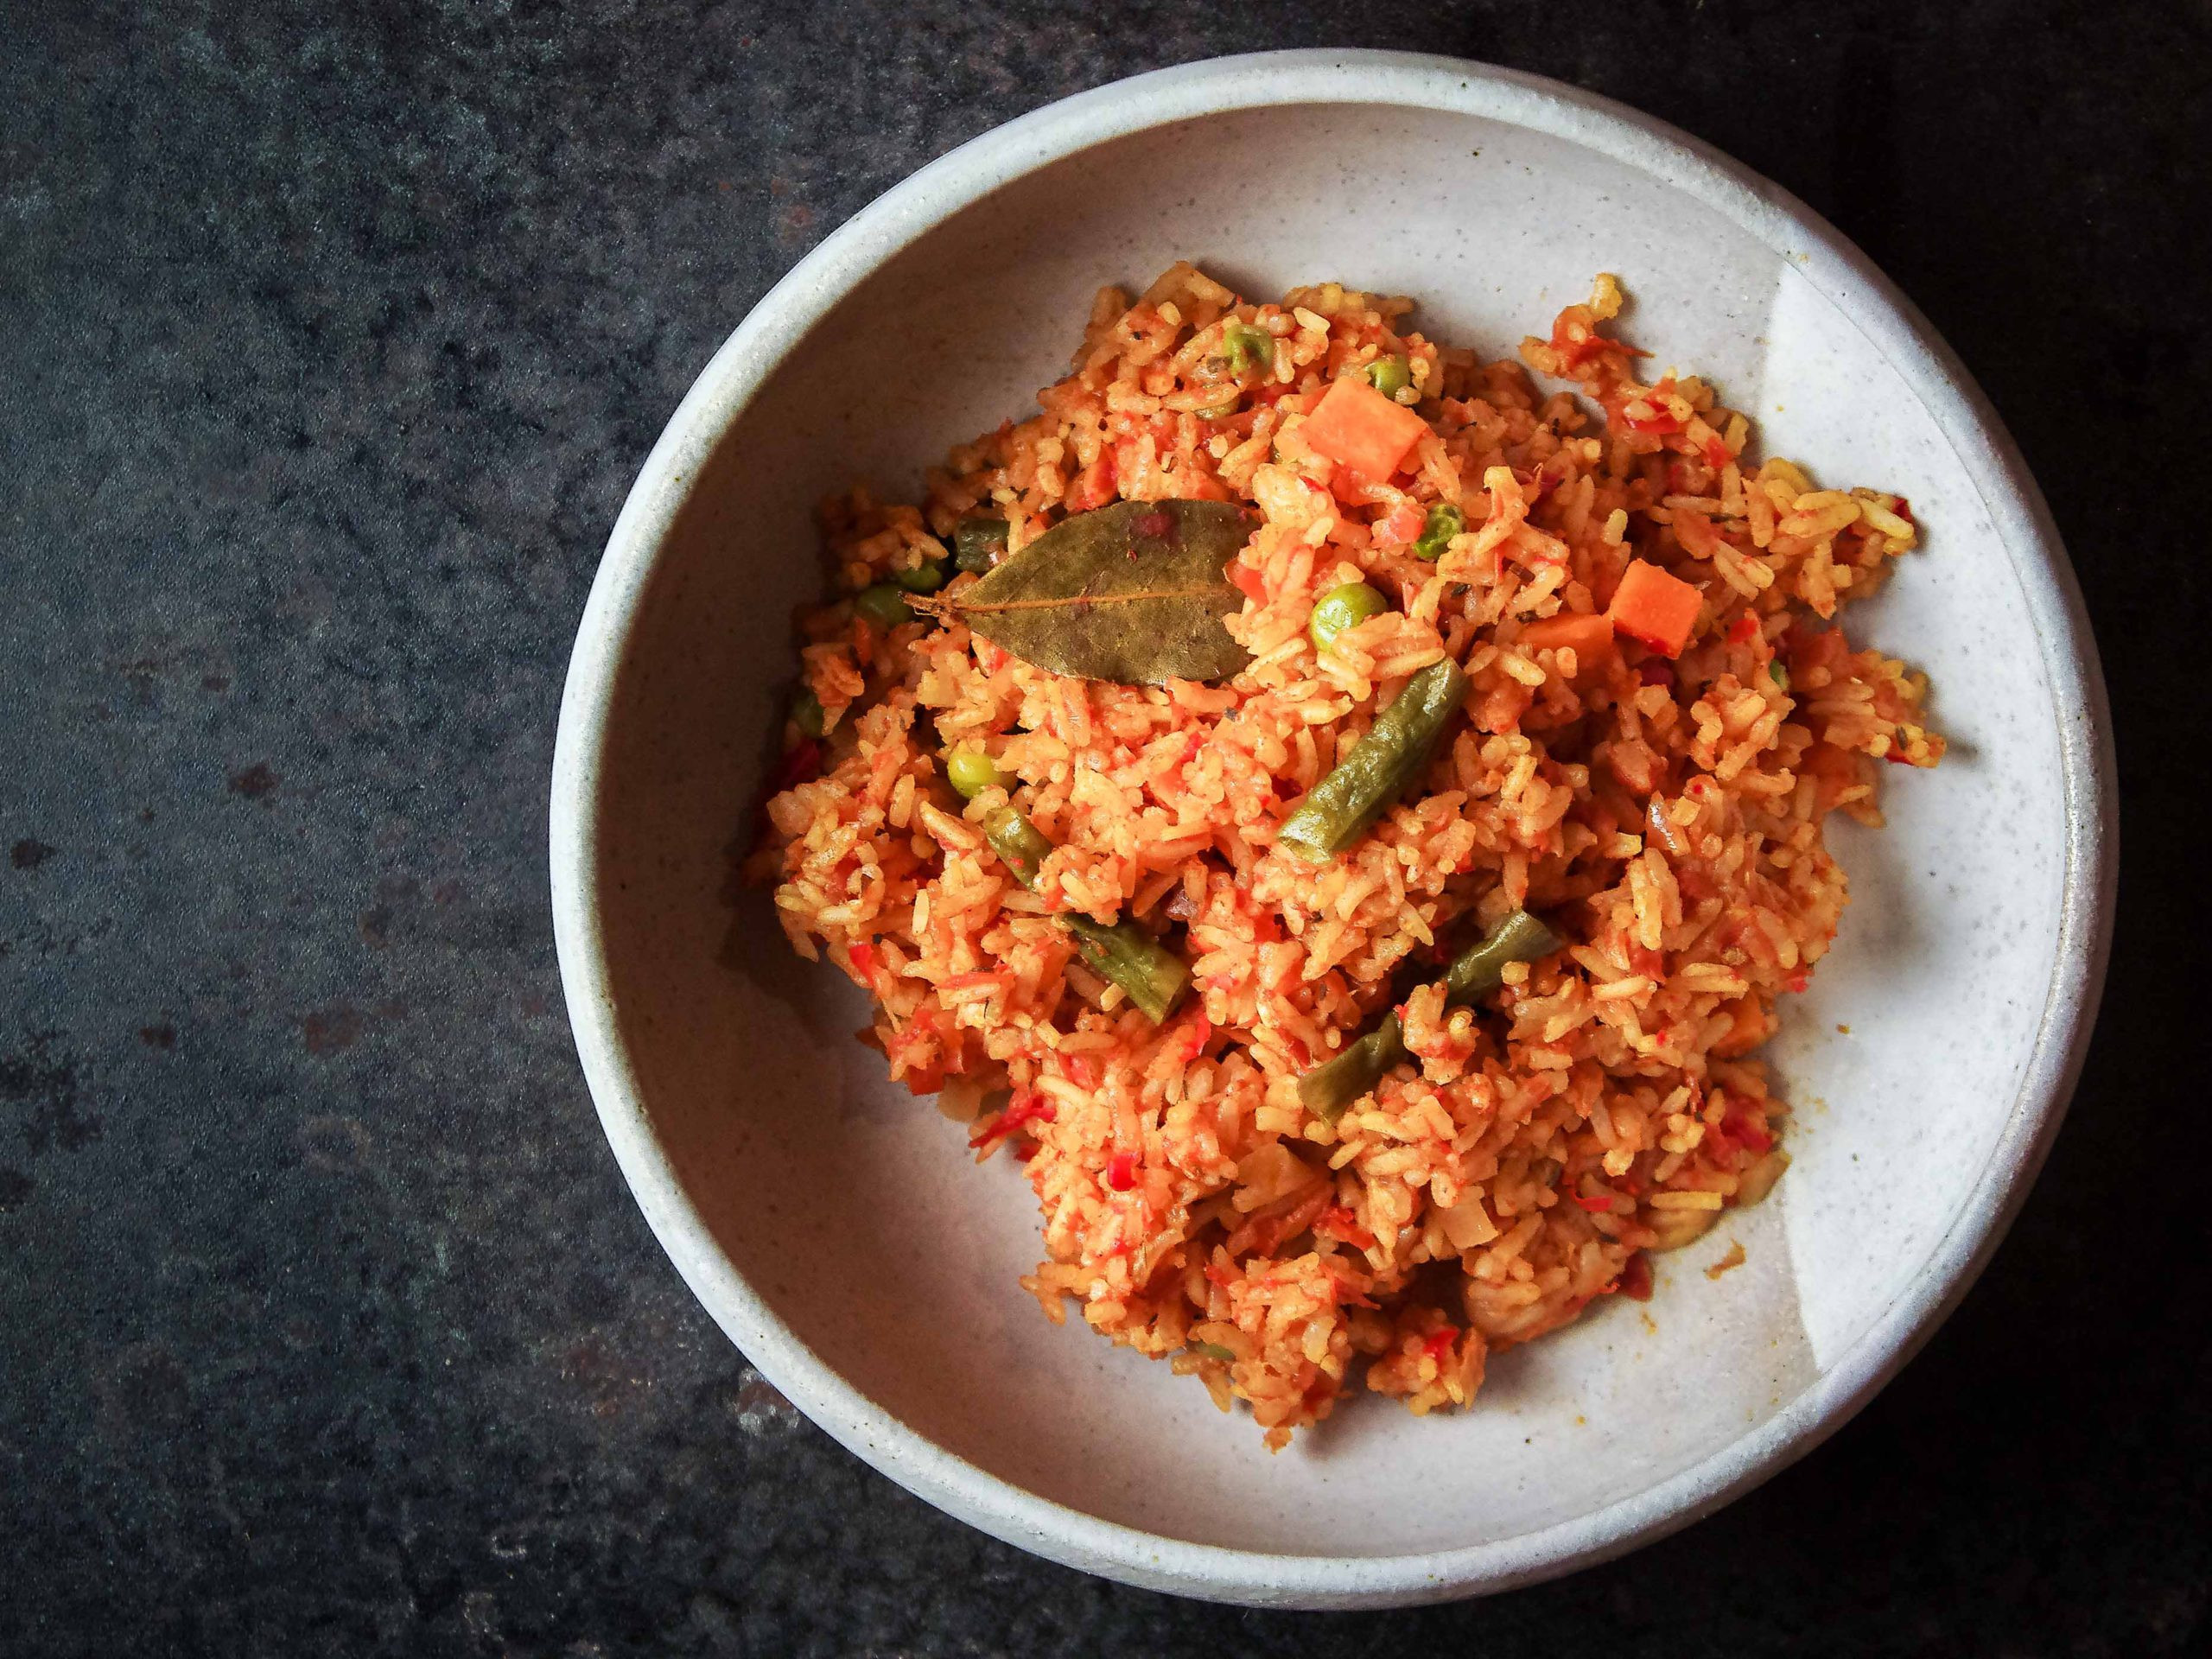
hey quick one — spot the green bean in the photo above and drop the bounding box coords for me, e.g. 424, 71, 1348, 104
1222, 320, 1274, 374
1411, 502, 1463, 562
791, 688, 825, 739
855, 584, 915, 627
1361, 354, 1412, 398
1064, 913, 1191, 1023
982, 804, 1189, 1022
1297, 908, 1561, 1122
946, 747, 1010, 800
1298, 1014, 1408, 1123
952, 518, 1008, 574
892, 558, 947, 594
1440, 908, 1563, 1003
1276, 658, 1468, 861
1188, 1341, 1236, 1364
983, 805, 1052, 889
1308, 581, 1389, 652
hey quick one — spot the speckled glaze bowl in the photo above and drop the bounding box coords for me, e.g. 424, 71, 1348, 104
550, 52, 2114, 1608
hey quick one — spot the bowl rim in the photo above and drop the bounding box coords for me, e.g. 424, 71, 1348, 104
550, 48, 2116, 1609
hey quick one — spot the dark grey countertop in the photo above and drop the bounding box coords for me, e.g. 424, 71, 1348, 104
3, 2, 2202, 1654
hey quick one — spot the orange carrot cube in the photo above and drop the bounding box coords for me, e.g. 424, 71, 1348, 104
1605, 559, 1704, 658
1300, 376, 1429, 482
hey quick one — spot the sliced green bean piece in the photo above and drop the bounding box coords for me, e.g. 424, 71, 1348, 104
855, 584, 915, 627
1189, 1341, 1236, 1363
893, 558, 947, 594
1412, 502, 1463, 562
1361, 355, 1412, 398
790, 687, 825, 739
952, 518, 1008, 574
1440, 908, 1563, 1003
1065, 913, 1191, 1023
982, 804, 1189, 1022
1297, 908, 1562, 1122
1297, 1014, 1408, 1124
1276, 658, 1468, 861
983, 805, 1052, 889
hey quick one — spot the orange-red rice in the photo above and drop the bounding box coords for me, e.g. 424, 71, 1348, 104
747, 266, 1942, 1447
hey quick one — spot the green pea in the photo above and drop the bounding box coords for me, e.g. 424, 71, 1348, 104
791, 688, 825, 739
1412, 502, 1464, 562
1309, 582, 1389, 651
1361, 355, 1412, 398
952, 518, 1008, 574
855, 584, 914, 628
892, 558, 947, 594
946, 747, 1010, 800
1222, 320, 1274, 375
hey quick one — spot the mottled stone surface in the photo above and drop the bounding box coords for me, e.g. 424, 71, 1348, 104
0, 2, 2202, 1654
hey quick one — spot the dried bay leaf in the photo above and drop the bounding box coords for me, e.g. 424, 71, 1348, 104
917, 499, 1256, 683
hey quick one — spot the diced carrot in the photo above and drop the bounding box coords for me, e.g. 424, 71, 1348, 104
1712, 993, 1770, 1058
1229, 562, 1268, 603
1605, 559, 1704, 658
1300, 376, 1429, 481
1516, 612, 1618, 678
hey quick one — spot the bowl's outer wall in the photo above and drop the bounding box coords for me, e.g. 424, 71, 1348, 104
553, 54, 2113, 1607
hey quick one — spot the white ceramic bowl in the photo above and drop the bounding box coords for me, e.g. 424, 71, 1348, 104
550, 51, 2114, 1608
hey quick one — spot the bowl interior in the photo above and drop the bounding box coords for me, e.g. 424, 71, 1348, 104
582, 99, 2069, 1559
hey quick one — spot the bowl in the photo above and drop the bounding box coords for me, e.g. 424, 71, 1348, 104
550, 50, 2114, 1607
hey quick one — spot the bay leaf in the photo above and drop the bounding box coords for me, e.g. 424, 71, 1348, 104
917, 499, 1256, 683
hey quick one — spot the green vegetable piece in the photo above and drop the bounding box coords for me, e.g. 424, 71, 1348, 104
983, 805, 1052, 889
1222, 320, 1274, 374
1064, 913, 1192, 1023
893, 559, 947, 594
1412, 502, 1464, 562
1361, 354, 1412, 398
1277, 658, 1468, 861
1440, 909, 1562, 1004
1296, 909, 1562, 1123
791, 688, 825, 739
855, 584, 915, 627
1770, 659, 1789, 688
953, 518, 1009, 574
982, 805, 1189, 1023
917, 499, 1257, 684
946, 747, 1010, 800
1297, 1014, 1408, 1124
1189, 1342, 1236, 1363
1309, 581, 1389, 651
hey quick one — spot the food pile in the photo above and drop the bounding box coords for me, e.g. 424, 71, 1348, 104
749, 264, 1940, 1446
